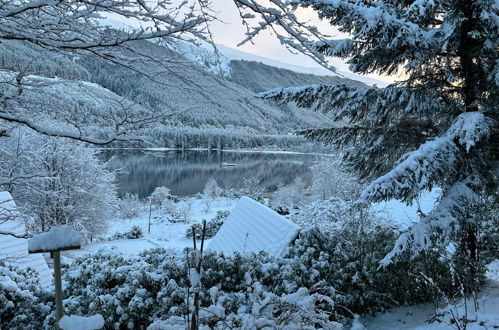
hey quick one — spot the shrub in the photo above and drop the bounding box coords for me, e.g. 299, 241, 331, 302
118, 193, 141, 219
111, 225, 143, 240
185, 211, 229, 240
0, 263, 52, 329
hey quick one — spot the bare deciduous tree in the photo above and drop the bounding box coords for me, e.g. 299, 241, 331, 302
0, 0, 215, 144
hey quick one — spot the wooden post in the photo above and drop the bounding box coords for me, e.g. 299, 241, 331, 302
190, 221, 206, 330
148, 198, 152, 234
53, 251, 64, 322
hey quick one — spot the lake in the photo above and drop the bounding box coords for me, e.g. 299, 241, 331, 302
102, 149, 332, 198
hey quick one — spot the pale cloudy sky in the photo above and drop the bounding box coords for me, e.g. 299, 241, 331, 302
104, 0, 394, 83
209, 0, 351, 71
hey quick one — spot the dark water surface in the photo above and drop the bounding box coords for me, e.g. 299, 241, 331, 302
102, 149, 329, 198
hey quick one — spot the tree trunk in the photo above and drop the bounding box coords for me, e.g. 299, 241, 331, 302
459, 0, 480, 112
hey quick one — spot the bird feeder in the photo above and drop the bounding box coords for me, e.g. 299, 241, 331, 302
28, 225, 82, 323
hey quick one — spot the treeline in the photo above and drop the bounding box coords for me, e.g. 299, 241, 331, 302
122, 126, 306, 149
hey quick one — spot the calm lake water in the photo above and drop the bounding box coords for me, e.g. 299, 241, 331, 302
102, 149, 331, 198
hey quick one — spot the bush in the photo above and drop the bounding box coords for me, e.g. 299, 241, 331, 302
118, 193, 141, 219
54, 219, 461, 329
3, 205, 464, 329
185, 211, 229, 240
111, 225, 143, 240
0, 263, 52, 329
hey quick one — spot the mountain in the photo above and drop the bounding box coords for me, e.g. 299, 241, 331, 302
0, 39, 369, 148
228, 60, 366, 93
217, 45, 388, 87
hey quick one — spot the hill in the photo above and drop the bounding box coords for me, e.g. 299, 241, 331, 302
0, 39, 367, 148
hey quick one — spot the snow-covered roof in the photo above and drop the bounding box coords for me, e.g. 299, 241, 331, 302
0, 191, 52, 287
28, 225, 82, 253
208, 197, 300, 256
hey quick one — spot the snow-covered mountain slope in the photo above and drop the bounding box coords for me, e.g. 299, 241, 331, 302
229, 59, 366, 93
218, 45, 388, 87
0, 39, 373, 146
0, 40, 336, 136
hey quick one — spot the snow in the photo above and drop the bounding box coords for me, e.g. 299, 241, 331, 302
0, 275, 19, 291
28, 225, 83, 252
208, 197, 300, 256
0, 191, 16, 215
147, 317, 186, 330
63, 239, 162, 259
370, 188, 440, 230
362, 284, 499, 329
486, 260, 499, 282
218, 45, 388, 87
362, 260, 499, 329
446, 112, 493, 152
360, 136, 458, 203
189, 268, 201, 289
0, 191, 52, 287
58, 314, 104, 330
104, 197, 236, 252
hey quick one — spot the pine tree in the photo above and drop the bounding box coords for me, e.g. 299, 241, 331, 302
234, 0, 498, 265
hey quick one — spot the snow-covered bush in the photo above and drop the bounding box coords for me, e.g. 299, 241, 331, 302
0, 263, 51, 329
118, 193, 141, 219
59, 247, 339, 328
150, 187, 177, 215
111, 225, 143, 240
202, 179, 221, 213
186, 211, 229, 240
291, 197, 383, 233
0, 129, 117, 237
310, 158, 361, 201
3, 216, 461, 329
203, 179, 222, 201
271, 177, 307, 213
234, 178, 267, 203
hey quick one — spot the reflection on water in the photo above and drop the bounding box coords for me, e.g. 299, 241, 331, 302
103, 149, 326, 198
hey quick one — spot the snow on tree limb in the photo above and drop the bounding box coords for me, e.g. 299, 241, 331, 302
0, 0, 214, 143
360, 136, 459, 204
380, 181, 481, 265
0, 112, 140, 145
360, 111, 494, 204
446, 112, 495, 152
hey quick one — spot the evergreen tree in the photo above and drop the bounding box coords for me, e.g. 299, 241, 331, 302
234, 0, 498, 265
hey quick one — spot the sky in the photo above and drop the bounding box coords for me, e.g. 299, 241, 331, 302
208, 0, 396, 83
103, 0, 396, 84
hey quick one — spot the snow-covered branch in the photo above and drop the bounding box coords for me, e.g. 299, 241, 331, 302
381, 181, 481, 265
0, 0, 214, 143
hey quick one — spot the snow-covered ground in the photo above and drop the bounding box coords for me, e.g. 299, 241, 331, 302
64, 197, 236, 259
371, 189, 441, 230
68, 187, 439, 258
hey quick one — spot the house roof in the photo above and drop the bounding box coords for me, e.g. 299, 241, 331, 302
0, 191, 52, 287
208, 197, 300, 257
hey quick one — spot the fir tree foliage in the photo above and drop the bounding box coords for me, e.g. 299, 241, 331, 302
236, 0, 499, 261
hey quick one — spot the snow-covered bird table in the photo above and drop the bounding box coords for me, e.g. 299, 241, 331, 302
28, 225, 83, 323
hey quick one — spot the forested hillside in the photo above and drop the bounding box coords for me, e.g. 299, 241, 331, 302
229, 59, 366, 93
0, 39, 363, 148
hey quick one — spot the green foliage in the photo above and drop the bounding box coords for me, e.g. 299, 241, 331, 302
0, 263, 52, 329
111, 225, 143, 240
52, 222, 460, 328
186, 211, 229, 240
